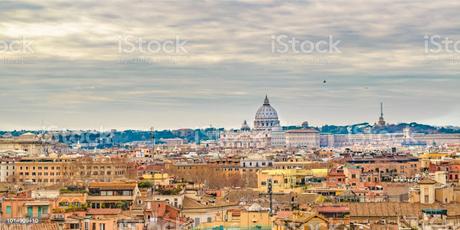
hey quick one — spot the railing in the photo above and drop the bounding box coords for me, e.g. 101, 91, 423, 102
50, 214, 65, 221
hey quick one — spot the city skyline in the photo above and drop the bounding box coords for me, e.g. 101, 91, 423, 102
1, 1, 460, 130
0, 96, 457, 131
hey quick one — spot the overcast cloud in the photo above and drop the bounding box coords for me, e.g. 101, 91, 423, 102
1, 0, 459, 130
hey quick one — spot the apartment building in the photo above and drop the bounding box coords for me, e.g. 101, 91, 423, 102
0, 158, 15, 182
14, 157, 75, 185
86, 181, 140, 209
74, 156, 129, 182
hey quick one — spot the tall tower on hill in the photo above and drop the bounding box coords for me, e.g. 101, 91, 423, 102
377, 102, 386, 127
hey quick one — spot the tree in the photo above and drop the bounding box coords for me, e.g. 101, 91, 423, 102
138, 181, 153, 188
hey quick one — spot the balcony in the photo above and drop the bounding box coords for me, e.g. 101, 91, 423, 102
87, 195, 134, 201
50, 214, 65, 221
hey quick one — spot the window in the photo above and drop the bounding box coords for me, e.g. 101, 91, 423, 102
27, 207, 33, 217
6, 206, 11, 214
99, 223, 106, 230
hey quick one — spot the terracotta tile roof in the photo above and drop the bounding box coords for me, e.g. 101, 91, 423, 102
151, 201, 185, 223
182, 196, 237, 210
348, 203, 419, 217
87, 208, 122, 215
418, 178, 437, 185
346, 202, 460, 218
182, 196, 206, 209
89, 182, 137, 190
275, 210, 293, 219
317, 206, 350, 213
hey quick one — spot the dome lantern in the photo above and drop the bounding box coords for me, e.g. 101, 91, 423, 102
254, 95, 280, 131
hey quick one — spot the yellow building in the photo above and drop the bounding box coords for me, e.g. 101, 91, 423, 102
74, 156, 129, 182
141, 172, 170, 186
257, 169, 328, 193
14, 157, 75, 184
419, 153, 449, 169
197, 204, 271, 230
272, 212, 329, 230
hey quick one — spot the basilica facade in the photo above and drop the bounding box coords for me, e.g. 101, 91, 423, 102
220, 96, 286, 149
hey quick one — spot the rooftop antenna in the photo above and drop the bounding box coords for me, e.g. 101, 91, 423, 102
380, 102, 384, 118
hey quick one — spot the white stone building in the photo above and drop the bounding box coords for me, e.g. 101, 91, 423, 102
0, 133, 58, 156
240, 153, 273, 169
285, 128, 320, 148
220, 96, 284, 149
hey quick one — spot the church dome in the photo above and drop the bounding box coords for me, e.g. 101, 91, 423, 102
241, 120, 251, 131
255, 96, 279, 120
254, 95, 280, 130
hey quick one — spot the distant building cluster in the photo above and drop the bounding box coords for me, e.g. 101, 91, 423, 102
2, 96, 460, 229
220, 96, 320, 149
219, 96, 460, 150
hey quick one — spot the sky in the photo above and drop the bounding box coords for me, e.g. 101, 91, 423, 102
1, 0, 460, 130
